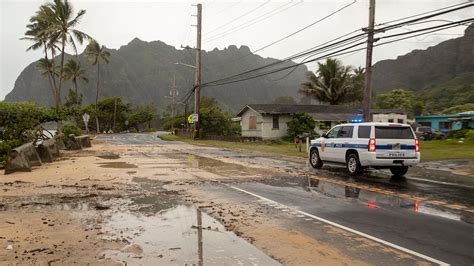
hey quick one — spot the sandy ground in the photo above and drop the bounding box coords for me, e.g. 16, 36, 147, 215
0, 139, 428, 265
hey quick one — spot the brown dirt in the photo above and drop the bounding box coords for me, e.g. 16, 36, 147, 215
0, 138, 428, 265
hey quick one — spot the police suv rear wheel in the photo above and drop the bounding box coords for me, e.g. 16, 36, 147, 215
310, 149, 323, 169
346, 153, 363, 176
390, 166, 409, 177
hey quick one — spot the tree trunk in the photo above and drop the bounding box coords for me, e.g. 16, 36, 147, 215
57, 37, 66, 108
43, 45, 56, 102
95, 61, 100, 133
73, 77, 78, 105
50, 48, 59, 108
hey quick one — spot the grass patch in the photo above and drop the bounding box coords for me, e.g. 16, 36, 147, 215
420, 139, 474, 161
158, 134, 307, 158
159, 134, 474, 162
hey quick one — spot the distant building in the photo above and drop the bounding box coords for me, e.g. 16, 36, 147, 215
236, 104, 407, 140
415, 112, 474, 133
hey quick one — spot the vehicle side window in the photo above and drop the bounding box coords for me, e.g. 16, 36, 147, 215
338, 126, 353, 138
326, 127, 341, 138
358, 126, 371, 138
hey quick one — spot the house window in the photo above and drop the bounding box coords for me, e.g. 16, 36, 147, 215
388, 119, 394, 122
397, 119, 404, 123
272, 115, 279, 129
419, 122, 431, 127
249, 116, 257, 130
439, 121, 452, 130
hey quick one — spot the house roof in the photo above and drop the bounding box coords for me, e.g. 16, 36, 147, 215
416, 113, 474, 119
236, 104, 405, 118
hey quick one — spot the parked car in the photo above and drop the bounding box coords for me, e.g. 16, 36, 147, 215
308, 122, 420, 177
415, 126, 432, 139
415, 126, 445, 140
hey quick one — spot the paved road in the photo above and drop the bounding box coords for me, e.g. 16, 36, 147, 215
227, 181, 474, 265
97, 133, 474, 265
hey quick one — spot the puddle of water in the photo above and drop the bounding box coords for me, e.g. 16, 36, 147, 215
101, 205, 279, 265
306, 177, 473, 224
132, 195, 177, 213
96, 153, 121, 159
98, 162, 138, 168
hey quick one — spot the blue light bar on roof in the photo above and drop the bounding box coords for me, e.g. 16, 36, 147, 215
351, 118, 364, 123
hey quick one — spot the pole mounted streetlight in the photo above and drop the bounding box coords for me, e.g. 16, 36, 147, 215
174, 62, 196, 69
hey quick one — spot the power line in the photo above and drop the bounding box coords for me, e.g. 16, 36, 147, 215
375, 23, 472, 47
204, 1, 302, 42
198, 3, 473, 87
204, 1, 270, 36
375, 2, 473, 32
207, 1, 243, 17
249, 0, 358, 56
179, 3, 473, 103
200, 19, 472, 89
203, 41, 368, 88
376, 1, 471, 26
230, 1, 472, 66
378, 18, 474, 41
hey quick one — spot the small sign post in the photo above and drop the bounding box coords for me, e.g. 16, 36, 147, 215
188, 114, 199, 124
82, 113, 90, 133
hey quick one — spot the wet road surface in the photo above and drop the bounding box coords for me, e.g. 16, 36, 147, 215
226, 180, 474, 265
97, 133, 474, 265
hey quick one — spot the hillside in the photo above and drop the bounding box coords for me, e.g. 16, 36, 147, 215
5, 39, 307, 111
372, 24, 474, 93
419, 72, 474, 113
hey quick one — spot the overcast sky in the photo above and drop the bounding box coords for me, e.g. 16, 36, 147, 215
1, 0, 472, 100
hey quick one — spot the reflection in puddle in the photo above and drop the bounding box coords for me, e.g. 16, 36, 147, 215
307, 177, 470, 223
101, 205, 279, 265
98, 162, 138, 168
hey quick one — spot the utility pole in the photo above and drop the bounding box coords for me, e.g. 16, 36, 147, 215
363, 0, 376, 122
193, 3, 202, 139
170, 74, 178, 130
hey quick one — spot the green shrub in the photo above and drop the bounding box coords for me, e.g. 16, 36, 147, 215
129, 128, 138, 133
62, 124, 82, 137
0, 102, 48, 141
145, 128, 156, 132
287, 112, 316, 139
465, 130, 474, 141
447, 129, 473, 139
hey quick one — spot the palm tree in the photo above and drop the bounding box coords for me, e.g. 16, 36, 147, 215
300, 58, 352, 105
63, 59, 88, 105
85, 40, 111, 133
344, 66, 365, 104
36, 58, 59, 101
22, 6, 60, 107
44, 0, 91, 106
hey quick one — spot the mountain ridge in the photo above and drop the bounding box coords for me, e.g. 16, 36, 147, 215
371, 24, 474, 92
5, 39, 307, 112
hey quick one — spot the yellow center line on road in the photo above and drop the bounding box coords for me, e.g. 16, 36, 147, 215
300, 172, 473, 213
228, 184, 450, 266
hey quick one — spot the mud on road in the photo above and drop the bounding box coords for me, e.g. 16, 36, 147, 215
0, 134, 472, 265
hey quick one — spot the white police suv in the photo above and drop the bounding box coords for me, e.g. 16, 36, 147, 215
309, 122, 420, 177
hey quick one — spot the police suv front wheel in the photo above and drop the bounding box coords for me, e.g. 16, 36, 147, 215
346, 153, 363, 176
309, 149, 323, 169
